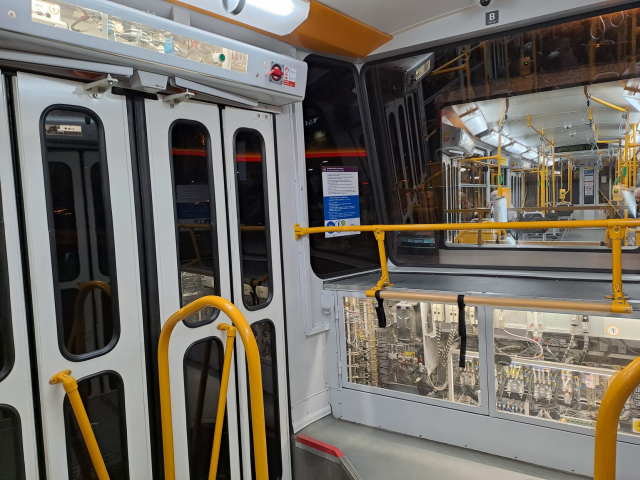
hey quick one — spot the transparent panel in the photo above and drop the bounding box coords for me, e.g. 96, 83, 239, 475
248, 321, 281, 480
302, 56, 380, 277
363, 6, 640, 266
44, 109, 118, 358
235, 130, 270, 308
0, 186, 14, 381
171, 121, 219, 325
344, 297, 481, 407
64, 372, 128, 479
0, 406, 25, 480
494, 309, 640, 435
183, 337, 231, 480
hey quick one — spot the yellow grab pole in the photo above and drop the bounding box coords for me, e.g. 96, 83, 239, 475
594, 356, 640, 479
552, 142, 556, 206
159, 296, 269, 480
209, 324, 236, 480
50, 370, 110, 480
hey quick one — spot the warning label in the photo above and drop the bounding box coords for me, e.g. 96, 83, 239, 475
284, 66, 296, 87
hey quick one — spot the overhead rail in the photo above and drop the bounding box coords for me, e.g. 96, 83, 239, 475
294, 219, 640, 313
594, 356, 640, 479
158, 296, 269, 480
50, 370, 110, 480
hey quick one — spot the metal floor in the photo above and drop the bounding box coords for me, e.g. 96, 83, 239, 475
298, 416, 585, 480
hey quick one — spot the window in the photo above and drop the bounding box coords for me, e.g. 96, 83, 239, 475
247, 321, 281, 480
303, 56, 380, 278
235, 130, 271, 309
364, 6, 640, 267
170, 121, 220, 325
63, 372, 128, 479
43, 109, 118, 359
0, 406, 25, 480
0, 187, 15, 382
183, 337, 231, 480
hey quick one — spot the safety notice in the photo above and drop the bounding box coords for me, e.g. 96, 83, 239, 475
322, 166, 360, 238
284, 66, 296, 87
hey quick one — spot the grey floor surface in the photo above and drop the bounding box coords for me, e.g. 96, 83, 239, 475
299, 416, 586, 480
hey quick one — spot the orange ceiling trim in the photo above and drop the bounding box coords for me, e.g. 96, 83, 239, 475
165, 0, 392, 58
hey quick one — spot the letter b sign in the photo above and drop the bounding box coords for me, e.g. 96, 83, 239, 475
486, 10, 499, 25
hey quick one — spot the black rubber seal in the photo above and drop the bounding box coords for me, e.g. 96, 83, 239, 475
375, 290, 386, 328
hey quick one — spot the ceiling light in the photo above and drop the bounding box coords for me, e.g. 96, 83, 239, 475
504, 142, 528, 155
624, 81, 640, 112
522, 150, 538, 160
459, 109, 488, 136
177, 0, 310, 34
479, 130, 510, 147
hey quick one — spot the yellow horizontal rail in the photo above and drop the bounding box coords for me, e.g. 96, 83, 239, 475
594, 356, 640, 479
294, 219, 640, 313
50, 370, 110, 480
159, 296, 269, 480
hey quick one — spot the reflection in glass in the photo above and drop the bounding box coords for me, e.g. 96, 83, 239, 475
171, 122, 219, 325
43, 109, 117, 358
183, 338, 230, 480
248, 321, 281, 480
64, 372, 128, 479
344, 298, 481, 407
0, 406, 25, 479
235, 131, 270, 308
302, 56, 380, 277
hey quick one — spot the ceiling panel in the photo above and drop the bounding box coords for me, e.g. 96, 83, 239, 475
316, 0, 477, 35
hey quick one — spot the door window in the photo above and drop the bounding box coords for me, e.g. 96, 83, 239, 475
183, 337, 231, 479
63, 372, 128, 479
0, 406, 25, 479
0, 186, 14, 382
234, 131, 271, 309
170, 121, 220, 325
43, 109, 118, 359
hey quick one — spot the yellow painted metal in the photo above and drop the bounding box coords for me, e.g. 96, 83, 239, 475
209, 324, 236, 480
594, 356, 640, 479
159, 296, 269, 480
50, 370, 110, 480
589, 94, 629, 113
294, 219, 640, 312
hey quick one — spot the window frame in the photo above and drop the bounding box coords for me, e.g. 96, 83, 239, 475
0, 404, 26, 480
232, 128, 274, 311
168, 119, 222, 327
0, 183, 15, 383
40, 105, 121, 362
358, 4, 640, 271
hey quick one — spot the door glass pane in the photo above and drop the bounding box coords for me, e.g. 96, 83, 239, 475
0, 186, 15, 382
184, 337, 231, 480
171, 122, 220, 325
235, 130, 271, 309
0, 406, 25, 480
43, 109, 118, 359
63, 372, 128, 479
248, 321, 281, 480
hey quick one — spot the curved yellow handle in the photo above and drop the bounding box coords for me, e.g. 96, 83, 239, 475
158, 296, 268, 480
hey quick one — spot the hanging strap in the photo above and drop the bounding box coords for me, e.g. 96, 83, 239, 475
375, 290, 386, 328
457, 295, 467, 368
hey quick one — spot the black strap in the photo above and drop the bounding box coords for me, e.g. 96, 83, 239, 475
375, 290, 386, 328
457, 294, 467, 368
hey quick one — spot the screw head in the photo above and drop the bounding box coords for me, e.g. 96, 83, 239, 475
8, 10, 16, 18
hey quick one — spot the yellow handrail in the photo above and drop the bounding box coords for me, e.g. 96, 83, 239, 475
158, 296, 269, 480
50, 370, 110, 480
294, 218, 640, 313
594, 357, 640, 479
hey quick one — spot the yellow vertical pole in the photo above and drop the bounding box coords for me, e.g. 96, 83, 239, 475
482, 42, 490, 98
633, 124, 637, 189
209, 324, 236, 480
594, 356, 640, 479
50, 370, 110, 480
552, 141, 556, 206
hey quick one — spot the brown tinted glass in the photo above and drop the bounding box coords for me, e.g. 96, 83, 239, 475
235, 130, 271, 308
0, 406, 25, 479
43, 109, 118, 357
183, 337, 231, 479
64, 372, 128, 479
0, 187, 14, 382
171, 122, 220, 325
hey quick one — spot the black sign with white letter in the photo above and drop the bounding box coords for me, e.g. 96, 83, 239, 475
486, 10, 499, 25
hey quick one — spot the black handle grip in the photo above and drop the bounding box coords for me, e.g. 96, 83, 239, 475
457, 294, 466, 368
375, 290, 386, 328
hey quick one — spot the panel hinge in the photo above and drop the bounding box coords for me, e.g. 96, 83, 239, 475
163, 90, 196, 108
84, 74, 118, 98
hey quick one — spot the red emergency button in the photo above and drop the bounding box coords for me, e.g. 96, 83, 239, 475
267, 64, 283, 82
